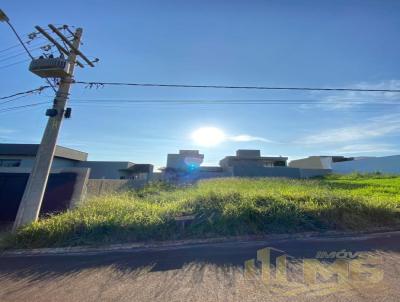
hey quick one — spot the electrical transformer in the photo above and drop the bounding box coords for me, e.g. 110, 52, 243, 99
29, 57, 71, 78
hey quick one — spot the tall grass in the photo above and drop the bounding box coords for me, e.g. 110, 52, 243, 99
3, 175, 400, 249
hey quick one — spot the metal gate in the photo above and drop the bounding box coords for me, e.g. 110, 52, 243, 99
0, 172, 77, 223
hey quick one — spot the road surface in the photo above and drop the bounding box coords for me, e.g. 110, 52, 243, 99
1, 231, 400, 301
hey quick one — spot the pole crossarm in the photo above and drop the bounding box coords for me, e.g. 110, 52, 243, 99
35, 26, 84, 68
48, 24, 94, 67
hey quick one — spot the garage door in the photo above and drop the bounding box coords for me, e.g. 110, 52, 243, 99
0, 172, 77, 223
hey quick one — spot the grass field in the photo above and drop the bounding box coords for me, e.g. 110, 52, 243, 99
2, 174, 400, 249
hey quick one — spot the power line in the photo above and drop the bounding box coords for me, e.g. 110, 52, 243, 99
0, 86, 51, 100
0, 39, 41, 54
0, 50, 33, 63
69, 98, 400, 104
0, 35, 74, 62
0, 49, 60, 70
0, 26, 61, 54
5, 21, 35, 60
6, 96, 398, 105
0, 97, 396, 116
0, 101, 50, 114
0, 44, 53, 63
3, 19, 56, 92
0, 43, 22, 54
0, 58, 30, 70
0, 94, 34, 106
0, 41, 48, 59
1, 88, 397, 113
73, 81, 400, 93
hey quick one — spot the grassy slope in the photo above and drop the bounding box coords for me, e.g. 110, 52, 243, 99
3, 174, 400, 249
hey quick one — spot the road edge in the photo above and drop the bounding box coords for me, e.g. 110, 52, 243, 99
2, 226, 400, 257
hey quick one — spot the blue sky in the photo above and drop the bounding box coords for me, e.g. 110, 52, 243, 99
1, 0, 400, 168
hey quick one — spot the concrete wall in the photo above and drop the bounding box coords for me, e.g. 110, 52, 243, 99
63, 168, 91, 208
85, 168, 330, 196
76, 161, 131, 179
232, 166, 302, 178
289, 157, 332, 169
160, 165, 330, 183
220, 157, 287, 169
233, 159, 268, 167
332, 155, 400, 174
151, 172, 164, 182
86, 179, 148, 197
173, 170, 232, 184
231, 166, 331, 179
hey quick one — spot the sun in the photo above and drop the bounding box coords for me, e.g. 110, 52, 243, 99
191, 127, 225, 147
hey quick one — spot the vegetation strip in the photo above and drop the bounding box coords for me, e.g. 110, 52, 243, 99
2, 173, 400, 249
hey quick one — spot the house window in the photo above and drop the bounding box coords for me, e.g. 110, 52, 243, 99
0, 159, 21, 167
273, 161, 286, 167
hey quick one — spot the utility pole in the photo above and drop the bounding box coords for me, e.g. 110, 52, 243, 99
13, 25, 95, 231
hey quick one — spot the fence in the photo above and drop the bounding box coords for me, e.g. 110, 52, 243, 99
86, 179, 148, 197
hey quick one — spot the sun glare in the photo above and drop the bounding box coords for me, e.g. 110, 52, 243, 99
191, 127, 225, 147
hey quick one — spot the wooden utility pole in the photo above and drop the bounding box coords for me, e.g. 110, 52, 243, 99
13, 26, 92, 231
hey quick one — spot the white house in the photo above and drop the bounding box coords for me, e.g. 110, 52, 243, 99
332, 155, 400, 174
289, 154, 400, 175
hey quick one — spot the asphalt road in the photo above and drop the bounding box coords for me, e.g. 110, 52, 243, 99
1, 231, 400, 302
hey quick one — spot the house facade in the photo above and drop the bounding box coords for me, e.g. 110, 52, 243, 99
0, 144, 87, 169
0, 144, 153, 180
220, 149, 287, 169
166, 150, 204, 172
331, 155, 400, 174
289, 156, 353, 170
76, 161, 153, 180
162, 149, 328, 182
288, 155, 400, 175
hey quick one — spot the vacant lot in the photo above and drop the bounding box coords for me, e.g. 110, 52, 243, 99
3, 174, 400, 249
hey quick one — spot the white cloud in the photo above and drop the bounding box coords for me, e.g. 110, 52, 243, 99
229, 134, 273, 143
333, 144, 398, 154
302, 80, 400, 110
300, 113, 400, 144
